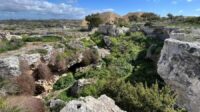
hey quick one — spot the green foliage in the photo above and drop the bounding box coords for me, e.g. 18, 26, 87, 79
115, 18, 130, 27
108, 58, 133, 77
78, 79, 107, 97
53, 73, 75, 90
90, 32, 105, 47
0, 39, 25, 53
74, 67, 111, 79
85, 13, 103, 30
57, 90, 74, 102
141, 13, 160, 21
103, 80, 183, 112
81, 38, 96, 48
23, 36, 62, 42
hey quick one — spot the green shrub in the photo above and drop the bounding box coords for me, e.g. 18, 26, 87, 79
57, 90, 74, 102
108, 58, 133, 77
74, 67, 110, 79
81, 49, 99, 66
78, 79, 107, 97
53, 73, 75, 90
81, 38, 96, 48
0, 39, 25, 53
103, 80, 184, 112
23, 36, 62, 42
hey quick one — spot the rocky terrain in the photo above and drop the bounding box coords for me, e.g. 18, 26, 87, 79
1, 11, 200, 112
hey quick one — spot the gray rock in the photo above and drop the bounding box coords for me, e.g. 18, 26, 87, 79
70, 78, 95, 96
103, 36, 112, 48
158, 38, 200, 112
19, 53, 41, 67
99, 24, 129, 36
49, 99, 65, 111
0, 56, 21, 77
60, 95, 125, 112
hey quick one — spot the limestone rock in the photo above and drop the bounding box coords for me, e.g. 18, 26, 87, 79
103, 36, 112, 48
60, 95, 125, 112
70, 78, 95, 96
158, 38, 200, 112
99, 24, 129, 36
0, 56, 21, 77
19, 53, 41, 69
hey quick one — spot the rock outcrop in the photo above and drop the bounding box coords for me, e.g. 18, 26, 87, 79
0, 56, 21, 77
158, 37, 200, 112
99, 24, 129, 36
70, 78, 95, 96
60, 95, 125, 112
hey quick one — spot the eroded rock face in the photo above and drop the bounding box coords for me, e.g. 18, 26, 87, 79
158, 38, 200, 112
99, 24, 129, 36
0, 56, 21, 77
60, 95, 125, 112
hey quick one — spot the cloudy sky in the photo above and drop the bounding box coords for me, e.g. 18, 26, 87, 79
0, 0, 200, 19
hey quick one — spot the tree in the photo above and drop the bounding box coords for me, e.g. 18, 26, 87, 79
128, 15, 139, 22
167, 13, 174, 21
141, 13, 160, 21
85, 13, 103, 30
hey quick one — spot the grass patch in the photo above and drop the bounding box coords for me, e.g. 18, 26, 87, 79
0, 39, 25, 53
23, 36, 62, 42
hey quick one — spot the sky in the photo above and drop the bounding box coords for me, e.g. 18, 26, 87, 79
0, 0, 200, 20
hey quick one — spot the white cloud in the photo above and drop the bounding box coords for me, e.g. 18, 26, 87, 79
0, 0, 86, 19
91, 8, 115, 13
187, 0, 192, 2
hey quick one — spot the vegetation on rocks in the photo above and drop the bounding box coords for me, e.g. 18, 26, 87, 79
53, 73, 75, 90
0, 39, 25, 53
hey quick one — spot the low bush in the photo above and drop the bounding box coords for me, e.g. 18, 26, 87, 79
0, 39, 25, 53
53, 73, 75, 90
23, 36, 62, 42
81, 49, 99, 66
33, 63, 53, 81
103, 79, 184, 112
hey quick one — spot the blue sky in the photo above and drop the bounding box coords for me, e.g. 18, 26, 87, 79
0, 0, 200, 19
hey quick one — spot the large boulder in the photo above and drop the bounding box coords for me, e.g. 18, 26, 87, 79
0, 56, 21, 77
19, 53, 41, 69
99, 24, 129, 36
60, 95, 125, 112
0, 53, 42, 77
157, 37, 200, 112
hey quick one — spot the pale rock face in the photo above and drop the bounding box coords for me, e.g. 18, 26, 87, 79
0, 56, 21, 77
19, 53, 41, 66
60, 95, 126, 112
158, 38, 200, 112
99, 24, 129, 36
0, 54, 41, 77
